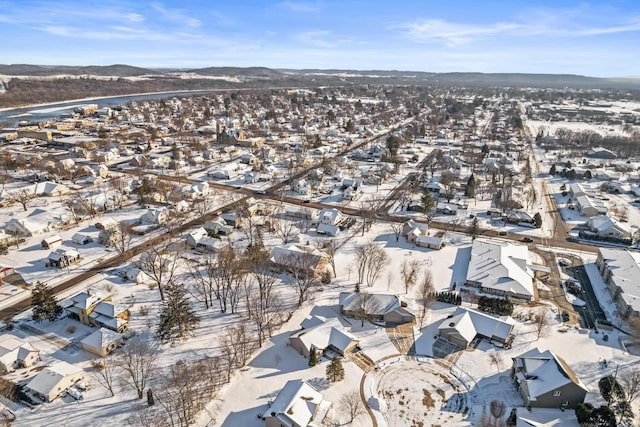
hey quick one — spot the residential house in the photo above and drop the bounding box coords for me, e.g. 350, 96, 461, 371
512, 348, 588, 409
141, 208, 170, 225
41, 235, 63, 249
65, 287, 129, 332
596, 248, 640, 318
293, 179, 311, 195
465, 239, 535, 302
289, 316, 359, 359
222, 213, 241, 228
94, 217, 119, 231
585, 215, 631, 241
263, 380, 331, 427
269, 244, 328, 276
5, 218, 50, 236
25, 361, 84, 402
574, 195, 607, 217
71, 233, 93, 245
339, 292, 415, 325
81, 328, 124, 357
437, 307, 514, 349
47, 248, 81, 268
0, 336, 40, 374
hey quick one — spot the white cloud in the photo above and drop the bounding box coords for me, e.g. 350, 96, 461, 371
278, 1, 322, 13
150, 3, 201, 28
395, 15, 640, 46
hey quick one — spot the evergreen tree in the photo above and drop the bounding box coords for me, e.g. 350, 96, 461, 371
465, 174, 476, 197
533, 212, 543, 228
326, 357, 345, 382
31, 282, 63, 323
147, 388, 155, 406
157, 282, 200, 344
345, 119, 355, 133
309, 350, 318, 367
481, 144, 490, 158
549, 164, 557, 175
421, 188, 435, 214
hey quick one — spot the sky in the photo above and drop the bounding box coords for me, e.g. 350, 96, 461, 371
0, 0, 639, 77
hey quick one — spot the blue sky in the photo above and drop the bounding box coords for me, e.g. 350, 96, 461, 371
1, 0, 639, 76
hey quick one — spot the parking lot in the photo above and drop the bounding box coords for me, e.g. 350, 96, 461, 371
569, 265, 608, 329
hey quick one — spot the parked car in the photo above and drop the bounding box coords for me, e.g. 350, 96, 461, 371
561, 311, 570, 322
522, 237, 534, 243
558, 258, 571, 267
67, 386, 83, 401
74, 380, 89, 391
498, 230, 508, 236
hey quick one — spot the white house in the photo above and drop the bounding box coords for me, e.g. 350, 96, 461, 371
71, 233, 93, 245
263, 380, 331, 427
465, 239, 534, 301
25, 361, 85, 402
437, 307, 514, 349
81, 328, 124, 357
293, 178, 311, 195
586, 215, 631, 240
289, 316, 359, 359
0, 336, 40, 374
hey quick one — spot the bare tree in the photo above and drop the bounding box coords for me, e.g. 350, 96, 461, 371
339, 390, 366, 423
416, 269, 435, 328
211, 244, 246, 314
533, 308, 551, 340
186, 253, 218, 310
352, 292, 382, 327
112, 221, 134, 257
244, 275, 284, 346
315, 237, 349, 278
489, 352, 503, 373
400, 258, 421, 294
390, 222, 403, 242
6, 188, 37, 211
271, 211, 296, 244
354, 241, 389, 287
90, 355, 117, 397
238, 205, 259, 247
117, 338, 158, 399
365, 244, 389, 287
218, 322, 258, 381
136, 244, 179, 301
284, 250, 323, 308
621, 368, 640, 404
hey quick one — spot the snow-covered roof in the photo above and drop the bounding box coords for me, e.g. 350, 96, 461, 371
598, 248, 640, 314
291, 317, 358, 354
81, 328, 123, 351
439, 307, 514, 344
268, 380, 327, 427
339, 292, 401, 316
466, 239, 534, 298
513, 348, 588, 399
587, 215, 630, 235
26, 361, 83, 398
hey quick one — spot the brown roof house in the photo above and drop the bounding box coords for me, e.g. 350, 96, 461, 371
511, 348, 588, 409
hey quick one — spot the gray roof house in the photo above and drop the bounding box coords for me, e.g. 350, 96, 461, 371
511, 348, 588, 409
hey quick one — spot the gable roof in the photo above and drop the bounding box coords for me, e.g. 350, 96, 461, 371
339, 292, 401, 316
26, 361, 83, 397
81, 327, 123, 351
513, 348, 588, 399
439, 307, 514, 343
291, 318, 358, 354
466, 239, 534, 298
268, 380, 325, 427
